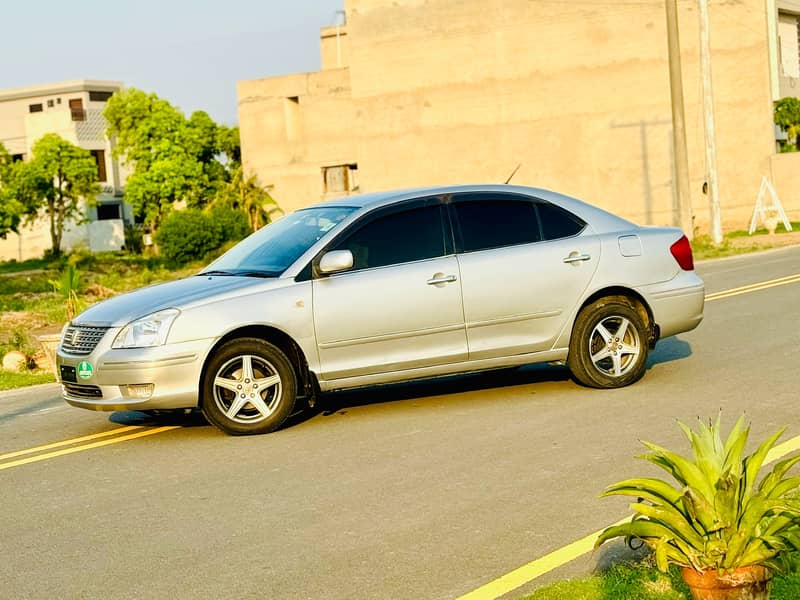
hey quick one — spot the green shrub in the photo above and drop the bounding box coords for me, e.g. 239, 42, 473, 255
155, 209, 222, 266
124, 223, 144, 254
208, 204, 250, 245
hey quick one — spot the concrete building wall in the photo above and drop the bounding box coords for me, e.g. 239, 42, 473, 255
770, 152, 800, 220
345, 0, 774, 231
238, 0, 782, 233
321, 25, 350, 70
238, 68, 356, 213
0, 80, 126, 261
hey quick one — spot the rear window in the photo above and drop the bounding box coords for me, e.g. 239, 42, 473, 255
536, 202, 586, 240
453, 199, 541, 252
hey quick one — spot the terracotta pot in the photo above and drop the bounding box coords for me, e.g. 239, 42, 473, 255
681, 566, 772, 600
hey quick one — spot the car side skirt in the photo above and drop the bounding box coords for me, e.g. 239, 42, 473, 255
315, 348, 569, 392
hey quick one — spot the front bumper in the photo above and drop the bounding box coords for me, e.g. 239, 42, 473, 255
56, 330, 215, 412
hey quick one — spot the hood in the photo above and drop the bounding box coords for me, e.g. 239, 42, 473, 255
73, 274, 287, 327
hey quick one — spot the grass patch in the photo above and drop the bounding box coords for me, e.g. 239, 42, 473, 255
0, 256, 63, 275
521, 560, 800, 600
726, 221, 800, 238
0, 370, 55, 391
691, 222, 800, 261
691, 234, 773, 261
0, 250, 203, 391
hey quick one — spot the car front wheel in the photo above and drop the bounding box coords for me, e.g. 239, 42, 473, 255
201, 338, 297, 435
567, 297, 649, 389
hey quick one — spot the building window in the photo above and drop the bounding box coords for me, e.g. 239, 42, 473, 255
69, 98, 86, 121
90, 150, 107, 182
779, 12, 800, 78
47, 99, 54, 108
284, 96, 301, 141
11, 153, 24, 162
96, 203, 121, 220
29, 103, 43, 113
89, 90, 114, 102
323, 163, 358, 193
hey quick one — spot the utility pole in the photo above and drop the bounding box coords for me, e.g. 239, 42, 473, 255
665, 0, 694, 239
699, 0, 723, 243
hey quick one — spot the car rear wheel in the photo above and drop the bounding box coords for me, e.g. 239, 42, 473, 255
567, 297, 649, 388
201, 338, 297, 435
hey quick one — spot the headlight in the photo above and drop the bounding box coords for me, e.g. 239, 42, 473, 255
112, 309, 180, 349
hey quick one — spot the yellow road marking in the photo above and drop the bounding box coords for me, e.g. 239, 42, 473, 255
457, 433, 800, 600
0, 425, 143, 462
705, 273, 800, 302
457, 516, 631, 600
0, 426, 179, 472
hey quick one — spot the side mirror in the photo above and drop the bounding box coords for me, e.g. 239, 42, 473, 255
319, 250, 354, 274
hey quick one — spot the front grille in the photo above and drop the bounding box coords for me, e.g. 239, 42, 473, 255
63, 383, 103, 399
61, 325, 109, 355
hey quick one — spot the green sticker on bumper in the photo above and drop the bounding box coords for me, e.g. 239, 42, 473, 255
77, 361, 94, 380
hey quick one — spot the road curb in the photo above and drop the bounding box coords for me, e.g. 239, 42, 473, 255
0, 382, 60, 401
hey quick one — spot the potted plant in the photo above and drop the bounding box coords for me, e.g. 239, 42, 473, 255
595, 415, 800, 599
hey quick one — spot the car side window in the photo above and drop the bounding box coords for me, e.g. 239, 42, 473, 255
452, 197, 541, 252
332, 205, 446, 270
536, 202, 586, 240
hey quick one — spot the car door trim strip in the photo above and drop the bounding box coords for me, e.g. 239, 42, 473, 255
318, 323, 466, 349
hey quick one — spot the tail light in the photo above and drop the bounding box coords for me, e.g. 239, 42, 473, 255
670, 235, 694, 271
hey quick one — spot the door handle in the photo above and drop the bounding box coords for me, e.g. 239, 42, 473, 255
563, 253, 591, 264
427, 274, 457, 285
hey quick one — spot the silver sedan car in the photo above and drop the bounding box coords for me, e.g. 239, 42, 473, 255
57, 184, 704, 435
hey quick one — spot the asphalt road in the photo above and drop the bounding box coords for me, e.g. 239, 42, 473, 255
1, 246, 799, 600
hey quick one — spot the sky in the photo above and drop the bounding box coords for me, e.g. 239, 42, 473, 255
0, 0, 344, 125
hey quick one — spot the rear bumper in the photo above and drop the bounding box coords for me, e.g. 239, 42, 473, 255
638, 272, 705, 339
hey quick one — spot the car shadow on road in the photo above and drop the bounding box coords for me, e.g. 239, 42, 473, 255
646, 335, 692, 369
107, 337, 693, 431
109, 408, 208, 428
316, 364, 572, 417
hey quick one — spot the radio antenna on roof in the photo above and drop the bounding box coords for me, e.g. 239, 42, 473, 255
504, 163, 521, 184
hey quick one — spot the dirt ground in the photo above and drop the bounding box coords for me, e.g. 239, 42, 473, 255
728, 230, 800, 249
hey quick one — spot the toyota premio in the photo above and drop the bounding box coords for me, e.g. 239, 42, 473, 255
57, 185, 704, 435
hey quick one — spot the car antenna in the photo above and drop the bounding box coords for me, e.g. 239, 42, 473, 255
504, 163, 521, 184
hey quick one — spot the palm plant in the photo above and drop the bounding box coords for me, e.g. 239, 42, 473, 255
49, 263, 83, 321
595, 415, 800, 574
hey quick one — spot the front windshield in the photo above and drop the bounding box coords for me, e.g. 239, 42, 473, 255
202, 206, 357, 276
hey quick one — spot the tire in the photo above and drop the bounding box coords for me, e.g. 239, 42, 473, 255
567, 297, 649, 389
201, 337, 297, 435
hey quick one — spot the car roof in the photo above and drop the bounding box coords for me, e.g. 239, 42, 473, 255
304, 184, 636, 231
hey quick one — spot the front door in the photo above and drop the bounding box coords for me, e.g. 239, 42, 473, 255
312, 202, 468, 380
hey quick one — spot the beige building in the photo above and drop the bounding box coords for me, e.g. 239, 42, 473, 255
0, 80, 130, 261
239, 0, 800, 234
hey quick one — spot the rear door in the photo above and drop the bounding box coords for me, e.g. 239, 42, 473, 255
451, 193, 600, 360
312, 199, 468, 380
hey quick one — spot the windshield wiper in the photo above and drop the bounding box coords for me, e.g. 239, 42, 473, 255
198, 269, 278, 278
238, 271, 279, 278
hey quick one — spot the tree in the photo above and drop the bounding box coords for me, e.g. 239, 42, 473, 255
774, 97, 800, 152
123, 147, 204, 226
0, 143, 25, 238
105, 89, 198, 227
104, 88, 240, 228
28, 134, 100, 256
0, 159, 48, 239
213, 165, 280, 232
